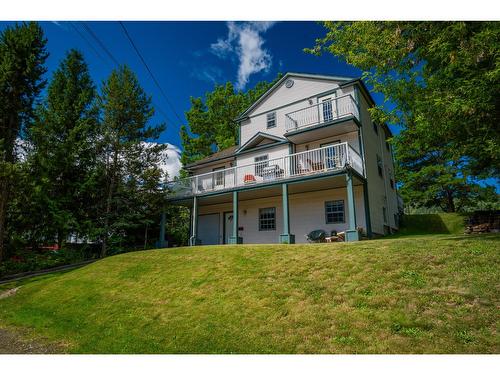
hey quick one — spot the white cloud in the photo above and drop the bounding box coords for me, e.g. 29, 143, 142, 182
210, 22, 275, 90
160, 143, 182, 180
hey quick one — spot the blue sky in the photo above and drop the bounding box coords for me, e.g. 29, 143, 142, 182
0, 21, 372, 150
0, 21, 497, 189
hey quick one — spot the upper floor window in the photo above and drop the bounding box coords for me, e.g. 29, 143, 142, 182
373, 122, 378, 135
254, 155, 269, 177
259, 207, 276, 231
266, 112, 276, 129
377, 155, 383, 177
325, 200, 345, 224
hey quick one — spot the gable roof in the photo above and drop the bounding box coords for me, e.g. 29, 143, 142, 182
236, 132, 287, 154
236, 72, 356, 121
184, 145, 237, 170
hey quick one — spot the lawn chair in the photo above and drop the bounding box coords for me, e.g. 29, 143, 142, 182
305, 229, 326, 243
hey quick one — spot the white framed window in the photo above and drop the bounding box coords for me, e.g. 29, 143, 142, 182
259, 207, 276, 231
325, 200, 345, 224
266, 112, 276, 128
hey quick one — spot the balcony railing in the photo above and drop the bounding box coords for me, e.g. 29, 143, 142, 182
285, 94, 359, 132
166, 142, 364, 199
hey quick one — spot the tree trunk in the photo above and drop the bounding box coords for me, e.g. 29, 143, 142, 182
446, 189, 456, 213
101, 150, 118, 258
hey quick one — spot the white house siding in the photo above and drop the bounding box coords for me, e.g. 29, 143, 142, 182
197, 186, 366, 244
357, 90, 399, 234
236, 144, 290, 167
294, 131, 361, 154
240, 77, 352, 145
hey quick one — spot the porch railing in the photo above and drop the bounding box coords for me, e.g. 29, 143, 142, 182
285, 94, 359, 132
166, 142, 364, 199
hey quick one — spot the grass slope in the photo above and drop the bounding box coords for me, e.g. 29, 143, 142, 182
0, 234, 498, 354
397, 213, 465, 236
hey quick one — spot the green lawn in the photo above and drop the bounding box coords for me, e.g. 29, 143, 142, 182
0, 234, 498, 353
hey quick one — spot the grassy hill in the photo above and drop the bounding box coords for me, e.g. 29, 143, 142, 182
397, 213, 465, 236
0, 234, 498, 353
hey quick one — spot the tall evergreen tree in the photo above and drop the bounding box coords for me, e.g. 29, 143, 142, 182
26, 49, 99, 247
98, 65, 166, 257
0, 22, 48, 261
307, 21, 500, 210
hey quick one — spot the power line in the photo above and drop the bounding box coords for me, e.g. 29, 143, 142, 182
70, 22, 109, 67
77, 22, 174, 126
118, 21, 184, 124
82, 22, 121, 67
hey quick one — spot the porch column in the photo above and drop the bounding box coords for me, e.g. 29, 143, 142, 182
345, 171, 360, 241
279, 183, 295, 244
190, 196, 198, 246
229, 191, 242, 244
158, 210, 167, 248
363, 181, 373, 238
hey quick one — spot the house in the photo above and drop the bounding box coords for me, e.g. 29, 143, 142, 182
166, 72, 400, 245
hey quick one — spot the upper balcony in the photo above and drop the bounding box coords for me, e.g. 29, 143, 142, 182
284, 94, 360, 143
166, 142, 364, 200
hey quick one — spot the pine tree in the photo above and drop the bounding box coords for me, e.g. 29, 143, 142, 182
98, 65, 166, 257
27, 49, 99, 248
0, 22, 48, 261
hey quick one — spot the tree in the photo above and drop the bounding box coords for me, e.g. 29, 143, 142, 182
26, 49, 99, 248
0, 22, 48, 261
180, 75, 282, 166
98, 65, 166, 257
307, 21, 500, 209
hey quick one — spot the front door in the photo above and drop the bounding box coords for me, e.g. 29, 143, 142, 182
223, 211, 233, 244
319, 94, 337, 123
321, 141, 341, 169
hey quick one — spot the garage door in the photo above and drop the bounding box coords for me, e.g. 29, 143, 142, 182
197, 213, 220, 245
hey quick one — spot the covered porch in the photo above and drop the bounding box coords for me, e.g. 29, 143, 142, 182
174, 170, 370, 245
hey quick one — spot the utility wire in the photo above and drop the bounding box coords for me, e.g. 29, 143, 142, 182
70, 22, 109, 67
78, 22, 174, 125
118, 21, 184, 124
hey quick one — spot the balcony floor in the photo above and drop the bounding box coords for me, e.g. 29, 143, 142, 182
171, 169, 365, 207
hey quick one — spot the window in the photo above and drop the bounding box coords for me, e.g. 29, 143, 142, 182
254, 155, 269, 177
325, 200, 345, 224
383, 207, 388, 224
259, 207, 276, 231
373, 122, 378, 135
212, 166, 225, 187
377, 155, 383, 177
266, 112, 276, 129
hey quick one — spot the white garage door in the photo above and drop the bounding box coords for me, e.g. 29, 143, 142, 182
197, 213, 220, 245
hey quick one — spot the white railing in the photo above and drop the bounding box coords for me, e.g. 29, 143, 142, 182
285, 94, 359, 132
166, 142, 364, 199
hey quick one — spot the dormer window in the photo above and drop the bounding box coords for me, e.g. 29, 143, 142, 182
266, 112, 276, 129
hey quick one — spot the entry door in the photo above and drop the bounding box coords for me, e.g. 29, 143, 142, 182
223, 211, 233, 244
321, 140, 341, 169
197, 213, 220, 245
319, 94, 337, 123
